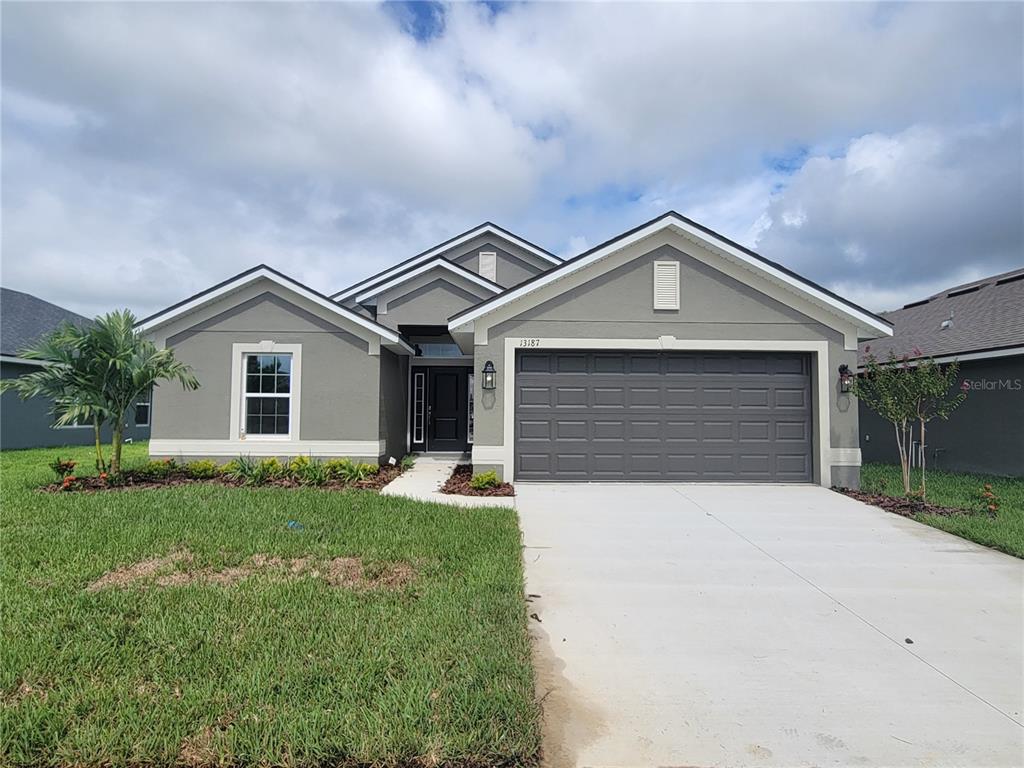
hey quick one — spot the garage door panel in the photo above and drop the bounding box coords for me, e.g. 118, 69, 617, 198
515, 351, 812, 482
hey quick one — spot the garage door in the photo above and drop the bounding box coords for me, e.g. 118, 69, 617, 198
514, 350, 813, 482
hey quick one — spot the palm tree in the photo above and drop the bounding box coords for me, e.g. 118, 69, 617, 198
85, 310, 200, 474
1, 321, 112, 471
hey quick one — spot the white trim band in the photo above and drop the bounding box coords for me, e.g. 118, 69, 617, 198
149, 439, 386, 458
355, 259, 501, 303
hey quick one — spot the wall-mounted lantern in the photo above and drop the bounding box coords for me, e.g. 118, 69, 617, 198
838, 363, 853, 393
482, 360, 497, 390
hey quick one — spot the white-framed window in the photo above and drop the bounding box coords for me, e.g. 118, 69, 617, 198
479, 251, 497, 282
55, 413, 91, 430
243, 353, 292, 437
412, 371, 425, 445
653, 260, 680, 310
467, 372, 475, 444
134, 388, 152, 427
230, 342, 302, 441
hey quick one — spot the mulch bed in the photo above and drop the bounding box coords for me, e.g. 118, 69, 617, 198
440, 464, 515, 497
836, 488, 985, 519
41, 464, 404, 494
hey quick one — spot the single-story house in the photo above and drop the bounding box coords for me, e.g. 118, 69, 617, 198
141, 212, 893, 488
0, 287, 152, 450
859, 268, 1023, 477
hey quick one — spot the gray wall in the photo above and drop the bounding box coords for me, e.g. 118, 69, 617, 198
154, 291, 382, 446
378, 348, 408, 461
376, 273, 492, 330
471, 243, 858, 485
859, 356, 1024, 477
448, 235, 553, 288
1, 361, 151, 450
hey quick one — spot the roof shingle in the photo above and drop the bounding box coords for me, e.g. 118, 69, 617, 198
1, 288, 91, 358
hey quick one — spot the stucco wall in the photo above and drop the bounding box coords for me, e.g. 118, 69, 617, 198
378, 348, 408, 460
1, 362, 151, 450
470, 243, 859, 485
377, 275, 491, 330
152, 291, 383, 456
860, 355, 1024, 477
447, 235, 553, 287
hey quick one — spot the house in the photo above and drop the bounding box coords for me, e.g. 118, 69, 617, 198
141, 212, 893, 487
0, 288, 152, 450
858, 268, 1024, 477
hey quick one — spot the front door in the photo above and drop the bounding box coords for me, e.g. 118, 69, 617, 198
427, 367, 469, 452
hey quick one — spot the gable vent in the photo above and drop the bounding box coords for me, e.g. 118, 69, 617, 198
479, 251, 497, 282
653, 261, 680, 310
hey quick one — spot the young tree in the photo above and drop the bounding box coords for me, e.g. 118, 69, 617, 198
86, 310, 200, 474
852, 349, 966, 498
1, 321, 112, 471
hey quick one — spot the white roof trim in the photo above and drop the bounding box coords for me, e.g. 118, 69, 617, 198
332, 223, 560, 301
137, 267, 414, 352
449, 214, 893, 338
1, 354, 46, 367
858, 345, 1024, 369
354, 259, 502, 304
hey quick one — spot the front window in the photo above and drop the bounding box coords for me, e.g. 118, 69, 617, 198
244, 353, 291, 436
134, 388, 151, 427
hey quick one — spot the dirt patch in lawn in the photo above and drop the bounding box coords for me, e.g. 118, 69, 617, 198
87, 550, 418, 592
1, 679, 52, 707
441, 464, 516, 497
836, 488, 985, 519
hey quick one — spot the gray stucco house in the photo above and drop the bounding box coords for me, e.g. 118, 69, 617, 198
141, 212, 893, 487
859, 268, 1023, 477
0, 288, 152, 450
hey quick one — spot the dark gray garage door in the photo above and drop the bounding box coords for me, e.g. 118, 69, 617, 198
514, 350, 813, 482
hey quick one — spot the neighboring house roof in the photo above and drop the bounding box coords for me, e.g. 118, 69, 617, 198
331, 222, 562, 301
136, 265, 414, 353
448, 211, 894, 339
353, 258, 504, 304
1, 287, 91, 360
858, 266, 1024, 363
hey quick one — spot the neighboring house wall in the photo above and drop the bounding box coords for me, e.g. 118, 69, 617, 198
448, 235, 553, 287
378, 349, 408, 461
150, 290, 386, 462
1, 361, 151, 450
859, 356, 1024, 477
469, 242, 859, 486
375, 272, 493, 330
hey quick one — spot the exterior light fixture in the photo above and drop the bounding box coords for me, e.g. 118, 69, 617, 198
482, 360, 497, 390
838, 363, 853, 393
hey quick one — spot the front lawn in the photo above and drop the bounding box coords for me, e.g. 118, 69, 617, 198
0, 443, 539, 766
860, 462, 1024, 558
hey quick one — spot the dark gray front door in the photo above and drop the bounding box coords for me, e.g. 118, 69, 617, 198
514, 351, 813, 482
428, 367, 469, 452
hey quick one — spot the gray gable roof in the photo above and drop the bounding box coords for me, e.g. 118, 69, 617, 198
859, 267, 1024, 361
1, 287, 91, 358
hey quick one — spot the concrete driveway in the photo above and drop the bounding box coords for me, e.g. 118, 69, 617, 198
517, 484, 1023, 767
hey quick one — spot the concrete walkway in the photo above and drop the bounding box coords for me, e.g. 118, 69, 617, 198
518, 483, 1024, 767
380, 454, 514, 508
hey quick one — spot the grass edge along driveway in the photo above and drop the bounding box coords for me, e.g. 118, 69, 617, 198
0, 442, 540, 767
860, 462, 1024, 558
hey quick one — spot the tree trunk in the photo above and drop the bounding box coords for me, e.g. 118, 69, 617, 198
919, 419, 927, 500
93, 416, 106, 473
894, 421, 911, 495
111, 417, 124, 475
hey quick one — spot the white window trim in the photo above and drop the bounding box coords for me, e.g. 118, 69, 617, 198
470, 336, 839, 487
230, 341, 302, 442
134, 389, 152, 427
412, 371, 426, 445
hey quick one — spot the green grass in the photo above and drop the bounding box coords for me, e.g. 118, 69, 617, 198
861, 462, 1024, 558
0, 443, 539, 766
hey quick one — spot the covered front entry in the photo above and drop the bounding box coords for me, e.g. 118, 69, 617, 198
514, 350, 813, 482
410, 365, 473, 452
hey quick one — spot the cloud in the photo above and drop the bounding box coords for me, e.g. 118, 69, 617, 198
1, 2, 1021, 317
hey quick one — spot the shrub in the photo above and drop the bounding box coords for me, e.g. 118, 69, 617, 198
185, 460, 221, 479
292, 457, 330, 486
340, 461, 377, 484
223, 455, 282, 486
48, 457, 77, 481
324, 458, 354, 480
470, 470, 500, 490
134, 459, 177, 480
974, 483, 1001, 516
400, 454, 417, 471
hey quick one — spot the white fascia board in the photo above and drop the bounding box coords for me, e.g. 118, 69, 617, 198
449, 215, 893, 339
137, 267, 414, 353
354, 259, 502, 304
0, 355, 47, 367
857, 345, 1024, 369
332, 224, 560, 301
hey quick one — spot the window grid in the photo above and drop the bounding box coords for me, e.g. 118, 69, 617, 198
412, 372, 426, 444
467, 373, 475, 444
243, 354, 292, 436
134, 388, 152, 427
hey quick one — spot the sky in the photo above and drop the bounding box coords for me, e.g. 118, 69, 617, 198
2, 1, 1022, 318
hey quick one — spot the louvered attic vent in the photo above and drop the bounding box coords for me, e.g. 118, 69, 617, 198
479, 251, 497, 282
653, 261, 680, 310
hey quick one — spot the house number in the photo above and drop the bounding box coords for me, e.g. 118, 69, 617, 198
518, 338, 541, 347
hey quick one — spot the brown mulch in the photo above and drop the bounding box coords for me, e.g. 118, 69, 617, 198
40, 463, 404, 494
440, 464, 515, 497
836, 488, 982, 519
86, 550, 418, 593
